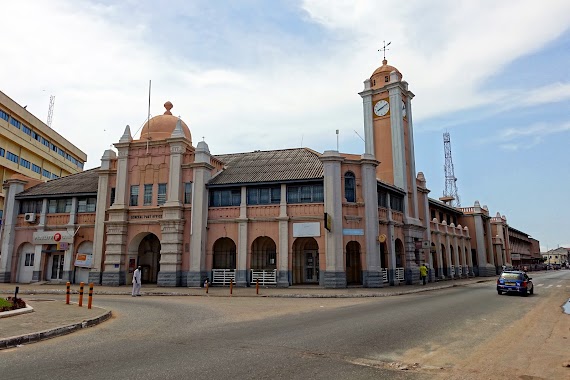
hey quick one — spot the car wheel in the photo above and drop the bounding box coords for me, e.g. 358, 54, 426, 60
530, 287, 534, 295
497, 290, 502, 295
522, 290, 529, 297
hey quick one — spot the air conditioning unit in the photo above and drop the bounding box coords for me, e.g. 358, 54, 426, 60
24, 213, 36, 222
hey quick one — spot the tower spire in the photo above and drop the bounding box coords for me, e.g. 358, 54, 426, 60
378, 40, 391, 62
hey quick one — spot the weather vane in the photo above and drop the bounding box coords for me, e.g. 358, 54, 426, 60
378, 40, 391, 61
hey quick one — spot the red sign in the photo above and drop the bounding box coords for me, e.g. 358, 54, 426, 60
54, 233, 62, 242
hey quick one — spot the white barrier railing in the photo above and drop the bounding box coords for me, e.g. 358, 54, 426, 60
458, 266, 462, 276
381, 268, 388, 283
451, 265, 455, 276
212, 269, 235, 285
395, 267, 405, 281
251, 269, 277, 285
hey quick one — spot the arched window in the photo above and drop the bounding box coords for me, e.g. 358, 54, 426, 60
344, 172, 356, 202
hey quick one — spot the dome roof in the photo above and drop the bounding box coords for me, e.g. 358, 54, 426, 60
139, 101, 192, 142
370, 59, 402, 83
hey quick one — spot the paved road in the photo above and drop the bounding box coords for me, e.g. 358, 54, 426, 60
1, 271, 568, 380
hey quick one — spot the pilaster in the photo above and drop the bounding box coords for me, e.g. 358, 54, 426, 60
361, 154, 383, 287
277, 184, 290, 287
320, 151, 346, 288
0, 179, 26, 282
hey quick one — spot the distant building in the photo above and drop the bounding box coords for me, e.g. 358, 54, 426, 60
0, 90, 86, 220
0, 61, 539, 286
542, 247, 569, 267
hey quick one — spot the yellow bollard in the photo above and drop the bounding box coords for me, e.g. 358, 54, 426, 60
256, 278, 259, 295
78, 282, 84, 307
66, 282, 71, 305
88, 283, 94, 309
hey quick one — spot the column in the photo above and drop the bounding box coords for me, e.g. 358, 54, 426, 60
386, 193, 398, 285
361, 154, 383, 287
0, 179, 26, 282
90, 149, 115, 285
321, 151, 346, 288
236, 186, 248, 287
187, 141, 213, 287
277, 184, 290, 287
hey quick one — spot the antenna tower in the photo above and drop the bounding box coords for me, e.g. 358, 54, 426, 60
47, 95, 55, 127
443, 131, 460, 207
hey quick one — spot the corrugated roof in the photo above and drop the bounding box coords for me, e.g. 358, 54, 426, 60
210, 148, 323, 186
16, 168, 100, 199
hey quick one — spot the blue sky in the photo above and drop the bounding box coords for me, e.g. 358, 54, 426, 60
1, 0, 569, 250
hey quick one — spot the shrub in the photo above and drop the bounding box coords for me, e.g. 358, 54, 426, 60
0, 297, 27, 312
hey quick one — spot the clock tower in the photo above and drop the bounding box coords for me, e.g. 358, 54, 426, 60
359, 58, 420, 223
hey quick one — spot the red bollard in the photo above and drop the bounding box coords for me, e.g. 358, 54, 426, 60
88, 283, 94, 309
66, 282, 71, 305
230, 279, 233, 295
206, 281, 209, 294
256, 278, 259, 295
78, 282, 84, 307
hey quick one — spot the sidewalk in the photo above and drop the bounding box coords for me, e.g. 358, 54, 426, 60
0, 276, 495, 350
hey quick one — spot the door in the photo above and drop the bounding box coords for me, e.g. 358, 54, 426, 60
304, 251, 319, 283
18, 252, 35, 283
50, 254, 64, 280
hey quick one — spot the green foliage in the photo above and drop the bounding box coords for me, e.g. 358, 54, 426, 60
0, 296, 26, 312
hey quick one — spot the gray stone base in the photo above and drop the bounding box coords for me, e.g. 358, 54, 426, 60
88, 272, 102, 285
0, 271, 11, 283
157, 271, 181, 287
477, 265, 497, 277
323, 271, 346, 288
405, 267, 420, 285
179, 271, 188, 287
277, 270, 290, 287
102, 271, 126, 286
362, 270, 384, 288
32, 271, 42, 282
235, 270, 248, 287
187, 271, 209, 287
62, 270, 73, 282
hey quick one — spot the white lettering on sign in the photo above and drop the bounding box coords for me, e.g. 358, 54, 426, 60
33, 231, 73, 244
293, 222, 321, 238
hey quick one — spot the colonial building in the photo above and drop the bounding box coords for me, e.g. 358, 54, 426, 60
0, 60, 538, 287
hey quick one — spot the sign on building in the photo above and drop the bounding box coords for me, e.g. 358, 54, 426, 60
293, 222, 321, 237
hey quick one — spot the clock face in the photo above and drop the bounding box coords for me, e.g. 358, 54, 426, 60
402, 100, 407, 118
373, 100, 390, 117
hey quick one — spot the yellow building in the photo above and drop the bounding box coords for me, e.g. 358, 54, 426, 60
0, 90, 86, 219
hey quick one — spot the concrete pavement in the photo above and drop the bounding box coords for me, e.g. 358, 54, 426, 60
0, 276, 496, 350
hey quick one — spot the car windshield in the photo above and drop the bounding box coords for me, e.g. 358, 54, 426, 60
501, 273, 522, 280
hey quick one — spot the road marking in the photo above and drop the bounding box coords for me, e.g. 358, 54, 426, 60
556, 285, 562, 288
547, 285, 553, 288
537, 284, 544, 287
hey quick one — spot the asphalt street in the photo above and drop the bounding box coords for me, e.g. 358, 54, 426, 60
1, 271, 569, 380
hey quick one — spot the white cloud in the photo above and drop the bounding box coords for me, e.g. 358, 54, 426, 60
1, 0, 569, 169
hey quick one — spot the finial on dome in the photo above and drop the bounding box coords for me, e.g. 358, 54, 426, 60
382, 59, 387, 65
164, 101, 173, 115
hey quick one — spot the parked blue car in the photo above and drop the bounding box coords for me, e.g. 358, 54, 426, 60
497, 271, 533, 296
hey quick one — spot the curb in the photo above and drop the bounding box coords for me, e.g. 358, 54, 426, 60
0, 279, 496, 298
0, 310, 112, 350
0, 304, 34, 318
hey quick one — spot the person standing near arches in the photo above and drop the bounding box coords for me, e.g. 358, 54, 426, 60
132, 266, 142, 297
420, 263, 428, 285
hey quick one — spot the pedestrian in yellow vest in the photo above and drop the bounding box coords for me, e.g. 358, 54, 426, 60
420, 263, 428, 285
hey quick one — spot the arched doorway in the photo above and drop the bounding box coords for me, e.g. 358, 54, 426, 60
17, 243, 35, 283
441, 244, 448, 277
137, 234, 161, 284
346, 241, 361, 285
450, 245, 455, 275
380, 242, 388, 268
395, 239, 405, 268
292, 237, 319, 285
251, 237, 276, 270
431, 243, 439, 278
213, 238, 236, 269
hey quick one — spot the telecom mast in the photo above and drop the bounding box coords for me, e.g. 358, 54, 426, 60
442, 131, 461, 207
47, 95, 55, 127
